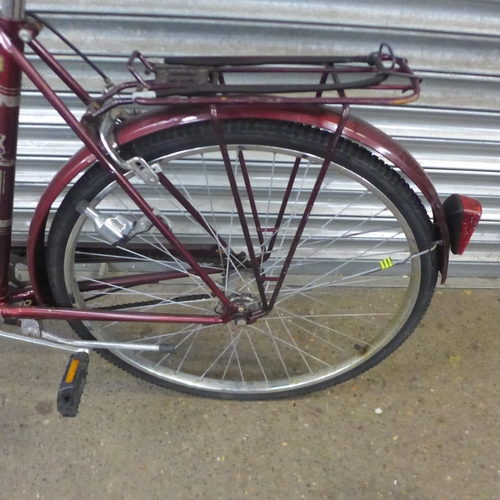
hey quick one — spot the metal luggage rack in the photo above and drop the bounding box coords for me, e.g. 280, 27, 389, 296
90, 44, 420, 118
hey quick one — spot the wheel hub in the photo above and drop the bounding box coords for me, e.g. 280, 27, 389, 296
215, 269, 262, 314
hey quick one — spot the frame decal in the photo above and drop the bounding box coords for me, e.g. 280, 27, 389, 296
0, 133, 14, 165
0, 83, 20, 108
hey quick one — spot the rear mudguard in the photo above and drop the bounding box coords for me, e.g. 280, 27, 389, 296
27, 104, 449, 305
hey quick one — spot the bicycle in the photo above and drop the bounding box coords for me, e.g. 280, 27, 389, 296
0, 0, 482, 416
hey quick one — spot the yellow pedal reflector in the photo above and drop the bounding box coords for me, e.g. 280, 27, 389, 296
380, 257, 394, 270
65, 358, 80, 384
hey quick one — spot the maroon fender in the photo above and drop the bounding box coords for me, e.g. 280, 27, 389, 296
28, 104, 449, 304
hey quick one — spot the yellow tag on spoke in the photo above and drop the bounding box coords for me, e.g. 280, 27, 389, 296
380, 257, 394, 270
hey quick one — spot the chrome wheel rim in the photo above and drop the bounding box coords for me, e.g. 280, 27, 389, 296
62, 145, 422, 395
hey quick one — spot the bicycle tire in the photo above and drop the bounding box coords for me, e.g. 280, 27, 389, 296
46, 119, 438, 399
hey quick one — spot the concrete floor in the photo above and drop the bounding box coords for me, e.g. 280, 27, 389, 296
1, 287, 499, 500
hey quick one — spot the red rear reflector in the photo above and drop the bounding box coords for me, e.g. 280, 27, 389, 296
442, 194, 482, 255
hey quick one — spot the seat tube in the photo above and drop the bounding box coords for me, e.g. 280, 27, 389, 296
0, 0, 25, 300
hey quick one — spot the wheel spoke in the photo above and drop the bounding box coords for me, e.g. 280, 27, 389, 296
276, 305, 372, 345
175, 327, 201, 373
245, 329, 269, 382
265, 321, 291, 381
248, 324, 335, 368
278, 314, 314, 374
198, 329, 245, 381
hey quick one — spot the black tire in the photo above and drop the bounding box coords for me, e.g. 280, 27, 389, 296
46, 119, 438, 400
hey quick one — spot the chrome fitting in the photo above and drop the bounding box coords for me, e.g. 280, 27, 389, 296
18, 28, 33, 43
125, 156, 161, 186
21, 319, 41, 337
77, 202, 135, 245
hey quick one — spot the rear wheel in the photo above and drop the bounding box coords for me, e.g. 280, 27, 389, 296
46, 120, 438, 399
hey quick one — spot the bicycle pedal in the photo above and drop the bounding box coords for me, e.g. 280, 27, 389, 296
57, 352, 90, 417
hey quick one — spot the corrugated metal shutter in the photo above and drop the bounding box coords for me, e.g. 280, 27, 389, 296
13, 0, 500, 277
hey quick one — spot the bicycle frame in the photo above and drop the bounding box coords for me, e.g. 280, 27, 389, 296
0, 1, 451, 328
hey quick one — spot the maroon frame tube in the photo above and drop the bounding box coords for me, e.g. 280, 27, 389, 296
77, 267, 221, 293
8, 272, 187, 304
267, 156, 302, 254
8, 287, 36, 302
210, 106, 269, 309
238, 150, 265, 249
0, 25, 23, 301
0, 29, 235, 314
0, 304, 226, 324
267, 105, 350, 309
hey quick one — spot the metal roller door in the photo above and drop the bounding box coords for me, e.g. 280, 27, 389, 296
13, 0, 500, 277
